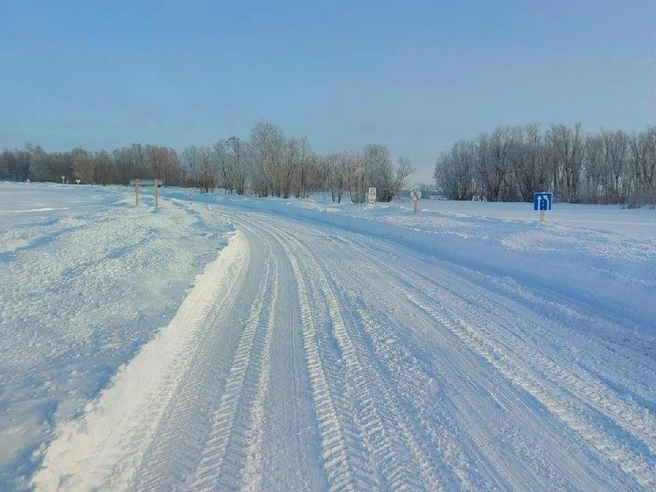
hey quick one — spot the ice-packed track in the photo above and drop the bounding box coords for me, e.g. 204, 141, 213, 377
34, 204, 656, 491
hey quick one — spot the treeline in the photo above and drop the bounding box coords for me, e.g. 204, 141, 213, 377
0, 120, 415, 204
0, 144, 184, 187
434, 124, 656, 206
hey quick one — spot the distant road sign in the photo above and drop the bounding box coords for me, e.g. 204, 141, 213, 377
410, 189, 421, 201
368, 187, 376, 205
533, 192, 552, 211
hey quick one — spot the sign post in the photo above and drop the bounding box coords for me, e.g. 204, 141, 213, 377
130, 179, 162, 207
410, 188, 421, 214
533, 192, 553, 222
368, 187, 377, 205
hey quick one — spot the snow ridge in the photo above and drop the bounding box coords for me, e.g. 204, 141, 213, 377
32, 231, 248, 491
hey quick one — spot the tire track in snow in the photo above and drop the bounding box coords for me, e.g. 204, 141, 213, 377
238, 223, 283, 492
425, 268, 656, 454
232, 216, 319, 491
187, 223, 278, 491
289, 235, 452, 490
463, 297, 656, 457
289, 222, 495, 491
395, 268, 656, 482
251, 215, 466, 491
253, 218, 369, 492
358, 234, 656, 422
131, 237, 257, 491
312, 230, 564, 489
326, 227, 656, 488
481, 272, 656, 402
349, 304, 486, 490
404, 288, 656, 488
285, 233, 411, 490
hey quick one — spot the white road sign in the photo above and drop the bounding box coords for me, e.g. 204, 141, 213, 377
410, 189, 421, 201
368, 187, 376, 205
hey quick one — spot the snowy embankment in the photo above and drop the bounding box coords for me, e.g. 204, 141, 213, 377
0, 183, 233, 489
2, 183, 656, 490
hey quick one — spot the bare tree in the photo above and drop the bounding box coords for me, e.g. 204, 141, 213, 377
113, 145, 149, 185
212, 139, 232, 192
72, 148, 95, 184
182, 145, 215, 192
511, 124, 550, 201
627, 127, 656, 206
144, 146, 180, 186
476, 127, 516, 201
0, 147, 31, 181
282, 137, 300, 198
602, 129, 629, 203
294, 136, 313, 198
321, 152, 347, 203
226, 137, 249, 195
304, 153, 325, 196
28, 146, 50, 182
345, 150, 368, 204
250, 120, 286, 197
94, 150, 116, 185
631, 128, 656, 190
391, 157, 415, 199
581, 134, 605, 203
363, 144, 394, 201
434, 140, 476, 200
547, 123, 585, 202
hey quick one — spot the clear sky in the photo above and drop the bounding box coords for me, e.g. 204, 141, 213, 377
1, 0, 654, 182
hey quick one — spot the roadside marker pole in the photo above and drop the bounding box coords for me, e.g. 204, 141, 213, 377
136, 179, 140, 206
410, 188, 421, 214
540, 211, 545, 222
155, 181, 159, 208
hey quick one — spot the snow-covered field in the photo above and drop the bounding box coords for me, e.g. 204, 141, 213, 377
1, 182, 655, 491
0, 183, 234, 489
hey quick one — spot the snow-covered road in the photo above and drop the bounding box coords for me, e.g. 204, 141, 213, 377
32, 201, 656, 491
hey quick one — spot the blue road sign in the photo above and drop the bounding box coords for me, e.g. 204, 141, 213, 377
533, 192, 553, 211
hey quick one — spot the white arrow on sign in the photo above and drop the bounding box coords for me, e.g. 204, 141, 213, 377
540, 194, 551, 209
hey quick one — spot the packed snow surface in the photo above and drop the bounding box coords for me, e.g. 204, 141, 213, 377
1, 182, 655, 491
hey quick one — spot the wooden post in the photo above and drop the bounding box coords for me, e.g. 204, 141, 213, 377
413, 200, 418, 214
135, 179, 139, 206
540, 211, 545, 222
155, 180, 159, 208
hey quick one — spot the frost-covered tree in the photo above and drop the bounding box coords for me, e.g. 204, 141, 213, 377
72, 148, 95, 184
94, 150, 116, 185
547, 123, 585, 202
226, 136, 249, 195
434, 140, 476, 200
182, 145, 215, 193
250, 120, 286, 197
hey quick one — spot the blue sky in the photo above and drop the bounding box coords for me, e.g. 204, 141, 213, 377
1, 0, 654, 182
